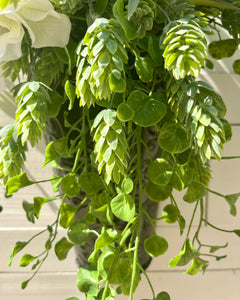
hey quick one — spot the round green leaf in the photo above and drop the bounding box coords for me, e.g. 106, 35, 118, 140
127, 90, 167, 127
144, 235, 168, 257
183, 181, 206, 203
61, 174, 80, 198
233, 59, 240, 75
158, 122, 190, 153
109, 73, 126, 93
111, 193, 135, 222
77, 266, 98, 296
100, 252, 130, 284
67, 220, 89, 245
19, 254, 35, 267
117, 103, 135, 122
144, 181, 172, 202
148, 158, 173, 185
156, 291, 171, 300
121, 177, 134, 194
55, 237, 74, 261
208, 39, 237, 60
162, 204, 179, 223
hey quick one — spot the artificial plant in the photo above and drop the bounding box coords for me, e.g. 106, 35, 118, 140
1, 0, 240, 299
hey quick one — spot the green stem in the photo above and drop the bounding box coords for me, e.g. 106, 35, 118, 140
137, 263, 155, 299
211, 156, 240, 160
186, 200, 199, 239
142, 209, 157, 235
202, 218, 236, 233
193, 198, 204, 243
102, 281, 109, 300
206, 188, 224, 198
129, 127, 143, 300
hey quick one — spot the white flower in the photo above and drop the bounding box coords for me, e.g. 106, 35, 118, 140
0, 0, 71, 62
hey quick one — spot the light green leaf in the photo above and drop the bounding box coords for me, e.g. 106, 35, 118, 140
169, 238, 199, 268
128, 0, 140, 18
185, 257, 208, 275
121, 177, 134, 194
6, 173, 34, 195
148, 158, 173, 186
127, 90, 167, 127
43, 137, 70, 167
144, 235, 168, 257
47, 90, 65, 117
77, 266, 98, 296
117, 103, 135, 122
67, 220, 89, 245
109, 73, 126, 93
19, 254, 35, 267
111, 193, 135, 222
9, 241, 28, 266
65, 80, 76, 110
33, 197, 48, 219
60, 203, 78, 229
55, 237, 74, 261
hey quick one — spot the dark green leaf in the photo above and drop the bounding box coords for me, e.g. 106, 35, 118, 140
183, 181, 206, 203
169, 238, 199, 267
19, 254, 35, 267
77, 266, 98, 296
209, 242, 228, 253
208, 39, 237, 60
156, 291, 171, 300
21, 280, 30, 289
144, 235, 168, 257
135, 56, 154, 83
148, 158, 173, 186
158, 122, 190, 154
6, 173, 34, 195
61, 174, 80, 198
55, 237, 74, 261
67, 220, 89, 245
224, 193, 240, 216
233, 59, 240, 75
234, 229, 240, 237
9, 241, 28, 266
162, 204, 179, 223
111, 193, 135, 222
144, 181, 172, 202
78, 172, 104, 195
22, 200, 35, 223
47, 90, 65, 117
127, 90, 167, 127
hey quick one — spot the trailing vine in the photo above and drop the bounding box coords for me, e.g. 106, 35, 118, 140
1, 0, 240, 299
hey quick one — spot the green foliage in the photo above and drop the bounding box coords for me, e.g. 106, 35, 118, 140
76, 18, 128, 107
2, 1, 240, 299
0, 125, 27, 185
92, 109, 129, 184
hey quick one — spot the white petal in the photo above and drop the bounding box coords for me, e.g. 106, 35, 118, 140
16, 0, 53, 21
21, 11, 71, 48
0, 13, 24, 61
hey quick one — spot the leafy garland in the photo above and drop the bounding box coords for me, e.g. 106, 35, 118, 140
1, 0, 240, 299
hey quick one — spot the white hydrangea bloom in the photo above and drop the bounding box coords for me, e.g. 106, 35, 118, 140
0, 0, 71, 62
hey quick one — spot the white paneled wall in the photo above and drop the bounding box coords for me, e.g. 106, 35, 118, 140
1, 71, 240, 300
